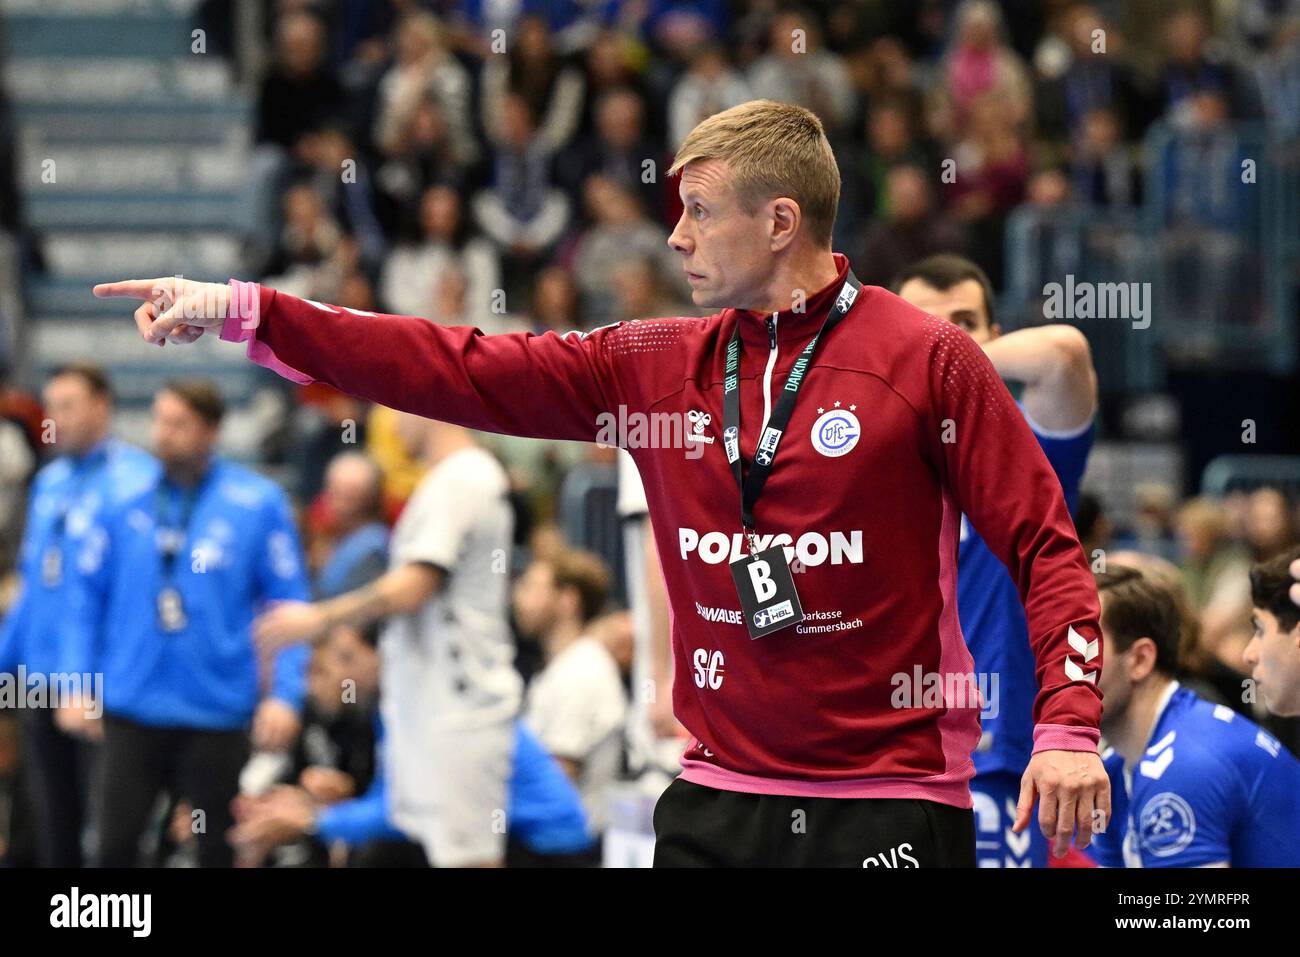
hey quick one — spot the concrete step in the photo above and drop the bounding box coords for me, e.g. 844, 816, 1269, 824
18, 141, 247, 193
1, 0, 203, 16
5, 57, 235, 104
3, 14, 199, 58
24, 194, 245, 230
40, 231, 243, 279
28, 317, 250, 375
13, 102, 250, 145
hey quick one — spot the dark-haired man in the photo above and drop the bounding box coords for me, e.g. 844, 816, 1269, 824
1245, 546, 1300, 717
896, 254, 1098, 867
66, 379, 311, 866
0, 365, 155, 866
1088, 565, 1300, 867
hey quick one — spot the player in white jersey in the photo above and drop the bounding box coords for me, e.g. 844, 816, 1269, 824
255, 411, 520, 866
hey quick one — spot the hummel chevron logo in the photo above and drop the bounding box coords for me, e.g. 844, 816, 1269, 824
1146, 731, 1176, 756
1140, 747, 1175, 780
1064, 625, 1099, 684
1140, 731, 1176, 778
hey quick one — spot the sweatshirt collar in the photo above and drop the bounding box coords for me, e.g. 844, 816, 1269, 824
730, 252, 853, 348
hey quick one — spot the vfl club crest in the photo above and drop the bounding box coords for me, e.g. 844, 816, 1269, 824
811, 403, 860, 457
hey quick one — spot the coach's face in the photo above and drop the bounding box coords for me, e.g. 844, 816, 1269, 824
668, 159, 782, 311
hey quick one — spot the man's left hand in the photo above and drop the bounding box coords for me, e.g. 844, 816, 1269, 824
1014, 749, 1111, 859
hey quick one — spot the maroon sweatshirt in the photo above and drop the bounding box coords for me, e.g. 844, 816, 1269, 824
221, 252, 1103, 806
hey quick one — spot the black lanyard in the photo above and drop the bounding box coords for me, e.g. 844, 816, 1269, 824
154, 481, 198, 581
722, 270, 861, 550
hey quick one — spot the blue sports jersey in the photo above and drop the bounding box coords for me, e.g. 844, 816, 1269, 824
1088, 683, 1300, 867
0, 438, 157, 677
64, 457, 311, 729
959, 407, 1095, 776
970, 769, 1049, 867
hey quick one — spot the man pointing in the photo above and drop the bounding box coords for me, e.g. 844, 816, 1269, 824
95, 99, 1107, 867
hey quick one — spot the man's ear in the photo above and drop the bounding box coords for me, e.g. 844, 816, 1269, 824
768, 197, 801, 252
559, 584, 581, 622
1129, 637, 1159, 682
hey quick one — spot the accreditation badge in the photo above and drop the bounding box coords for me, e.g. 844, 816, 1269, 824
157, 586, 188, 634
728, 544, 804, 639
41, 546, 63, 587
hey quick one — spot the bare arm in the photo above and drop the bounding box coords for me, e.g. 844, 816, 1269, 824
982, 325, 1097, 433
254, 562, 445, 652
317, 562, 445, 635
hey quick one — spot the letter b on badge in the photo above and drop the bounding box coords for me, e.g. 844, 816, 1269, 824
730, 545, 805, 639
748, 558, 777, 602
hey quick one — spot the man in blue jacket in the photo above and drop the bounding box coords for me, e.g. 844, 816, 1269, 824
66, 378, 311, 867
0, 364, 156, 866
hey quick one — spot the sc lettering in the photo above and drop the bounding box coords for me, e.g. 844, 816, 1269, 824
692, 648, 725, 689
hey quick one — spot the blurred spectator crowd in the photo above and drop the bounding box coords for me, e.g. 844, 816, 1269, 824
231, 0, 1300, 316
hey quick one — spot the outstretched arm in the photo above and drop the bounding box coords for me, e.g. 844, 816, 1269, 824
93, 277, 625, 443
254, 562, 444, 656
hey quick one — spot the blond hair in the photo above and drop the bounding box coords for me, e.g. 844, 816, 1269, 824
668, 99, 840, 248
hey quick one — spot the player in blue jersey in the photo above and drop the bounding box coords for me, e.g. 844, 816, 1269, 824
896, 255, 1098, 866
1245, 546, 1300, 718
1088, 564, 1300, 867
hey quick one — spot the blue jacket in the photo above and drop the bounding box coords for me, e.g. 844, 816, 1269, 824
65, 457, 310, 729
0, 438, 157, 676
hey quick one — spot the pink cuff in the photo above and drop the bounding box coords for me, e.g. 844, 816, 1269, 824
220, 279, 260, 343
1032, 723, 1100, 754
219, 279, 314, 385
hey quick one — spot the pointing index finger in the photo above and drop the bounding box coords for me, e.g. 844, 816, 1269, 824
92, 279, 165, 300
